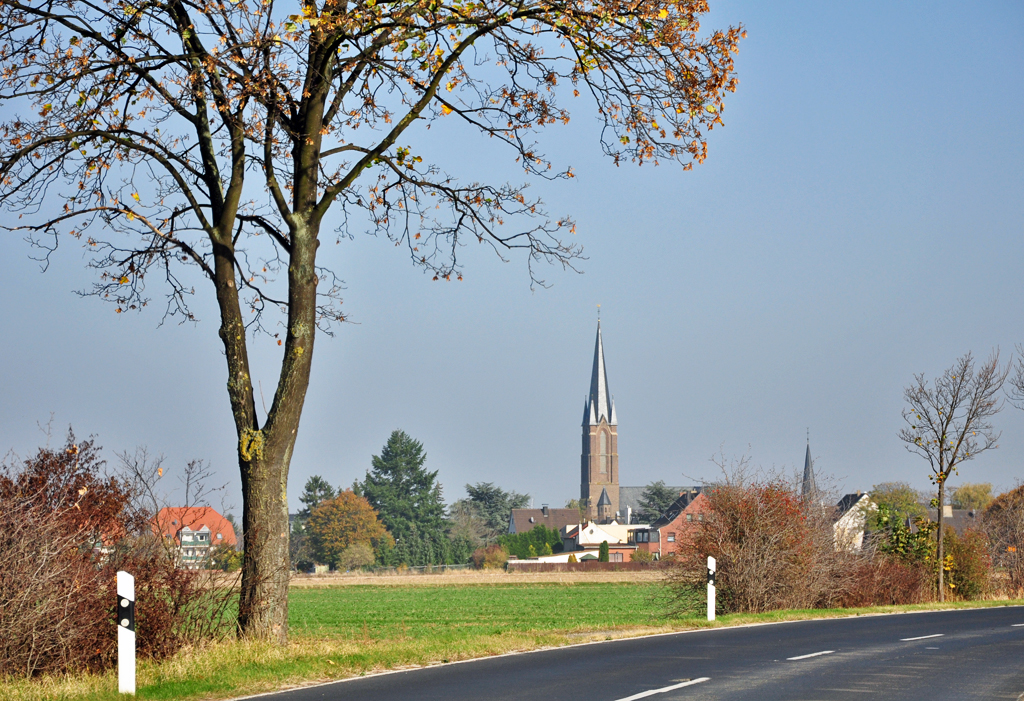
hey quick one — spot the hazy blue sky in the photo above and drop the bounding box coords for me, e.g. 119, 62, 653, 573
2, 0, 1023, 515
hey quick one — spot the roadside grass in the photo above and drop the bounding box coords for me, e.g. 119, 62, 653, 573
4, 580, 1023, 701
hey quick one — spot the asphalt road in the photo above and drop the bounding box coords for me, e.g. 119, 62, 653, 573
250, 606, 1024, 701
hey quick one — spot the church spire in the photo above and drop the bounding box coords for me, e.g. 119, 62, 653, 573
585, 320, 616, 426
802, 437, 817, 497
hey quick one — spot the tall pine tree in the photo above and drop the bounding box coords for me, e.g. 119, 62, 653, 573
356, 430, 447, 546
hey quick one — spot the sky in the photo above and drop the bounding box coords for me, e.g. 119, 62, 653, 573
2, 0, 1023, 516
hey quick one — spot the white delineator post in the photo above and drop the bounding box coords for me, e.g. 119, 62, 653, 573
707, 556, 716, 622
117, 570, 136, 695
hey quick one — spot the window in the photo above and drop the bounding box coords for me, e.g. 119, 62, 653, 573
686, 514, 693, 522
599, 431, 608, 474
611, 553, 623, 562
216, 533, 223, 540
667, 532, 676, 543
697, 514, 704, 522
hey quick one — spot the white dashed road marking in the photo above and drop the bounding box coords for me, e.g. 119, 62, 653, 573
787, 650, 835, 661
901, 634, 944, 641
615, 678, 711, 700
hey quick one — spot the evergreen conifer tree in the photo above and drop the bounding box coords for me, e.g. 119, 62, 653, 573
637, 481, 680, 522
297, 475, 337, 520
356, 430, 448, 562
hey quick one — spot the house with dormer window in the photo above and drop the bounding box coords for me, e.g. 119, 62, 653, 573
155, 506, 237, 569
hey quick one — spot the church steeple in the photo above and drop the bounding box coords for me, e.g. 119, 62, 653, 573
802, 438, 817, 498
581, 319, 619, 521
585, 321, 616, 426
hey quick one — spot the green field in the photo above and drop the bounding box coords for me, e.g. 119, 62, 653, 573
4, 580, 1021, 701
291, 582, 664, 642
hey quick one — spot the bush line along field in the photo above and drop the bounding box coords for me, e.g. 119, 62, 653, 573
5, 578, 1024, 701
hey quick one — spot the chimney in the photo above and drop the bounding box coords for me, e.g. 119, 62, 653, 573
541, 504, 549, 517
942, 505, 953, 519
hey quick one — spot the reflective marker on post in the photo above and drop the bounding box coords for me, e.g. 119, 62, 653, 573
117, 571, 135, 695
707, 556, 716, 622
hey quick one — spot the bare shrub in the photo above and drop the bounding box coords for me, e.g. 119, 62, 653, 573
667, 473, 861, 615
982, 484, 1024, 597
837, 557, 933, 607
0, 431, 236, 678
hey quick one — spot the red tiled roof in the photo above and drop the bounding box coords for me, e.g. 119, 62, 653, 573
155, 506, 237, 547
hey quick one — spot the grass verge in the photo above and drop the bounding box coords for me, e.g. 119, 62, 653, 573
4, 580, 1022, 701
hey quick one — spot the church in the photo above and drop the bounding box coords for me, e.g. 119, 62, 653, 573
507, 319, 694, 538
579, 320, 692, 523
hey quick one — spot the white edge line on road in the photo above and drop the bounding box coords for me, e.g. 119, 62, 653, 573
1012, 624, 1024, 627
227, 605, 1024, 701
786, 650, 834, 661
615, 678, 711, 701
901, 634, 944, 641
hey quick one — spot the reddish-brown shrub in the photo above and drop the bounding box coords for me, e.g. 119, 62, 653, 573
982, 485, 1024, 596
0, 431, 234, 677
471, 544, 509, 569
668, 480, 857, 614
837, 557, 933, 607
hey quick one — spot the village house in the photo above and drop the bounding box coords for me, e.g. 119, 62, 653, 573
834, 492, 872, 550
507, 505, 580, 535
926, 505, 983, 536
155, 506, 237, 569
630, 490, 707, 559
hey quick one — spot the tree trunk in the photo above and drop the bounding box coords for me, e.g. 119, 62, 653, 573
212, 218, 318, 642
937, 480, 945, 602
237, 446, 292, 643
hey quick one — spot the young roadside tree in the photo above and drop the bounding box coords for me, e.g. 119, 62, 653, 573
306, 490, 393, 569
898, 351, 1007, 601
0, 0, 743, 640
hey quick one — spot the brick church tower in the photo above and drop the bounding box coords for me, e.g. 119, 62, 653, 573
581, 321, 619, 521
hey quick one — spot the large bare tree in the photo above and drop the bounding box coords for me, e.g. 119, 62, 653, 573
0, 0, 743, 640
899, 351, 1006, 601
